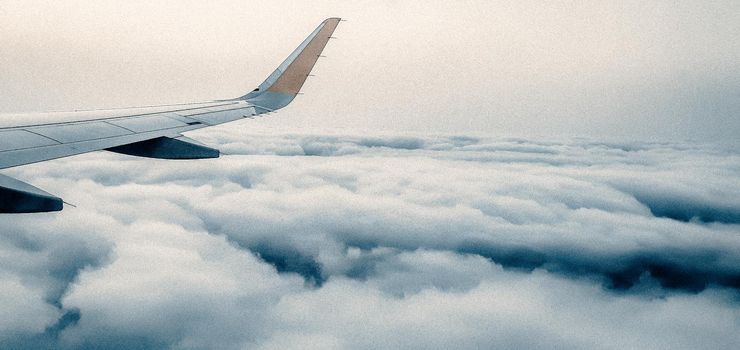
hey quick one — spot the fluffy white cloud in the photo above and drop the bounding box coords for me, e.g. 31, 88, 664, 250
0, 273, 60, 337
59, 221, 300, 349
266, 254, 740, 350
0, 125, 738, 349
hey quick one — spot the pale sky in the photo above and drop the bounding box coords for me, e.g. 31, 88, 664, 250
1, 0, 738, 141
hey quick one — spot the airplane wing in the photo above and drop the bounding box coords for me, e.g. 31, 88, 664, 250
0, 18, 341, 213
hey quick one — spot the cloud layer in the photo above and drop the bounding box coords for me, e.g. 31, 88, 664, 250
1, 125, 739, 349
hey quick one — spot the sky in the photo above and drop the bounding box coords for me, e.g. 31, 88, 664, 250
1, 1, 740, 349
0, 0, 738, 141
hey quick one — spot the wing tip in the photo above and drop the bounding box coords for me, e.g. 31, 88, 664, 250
239, 17, 342, 108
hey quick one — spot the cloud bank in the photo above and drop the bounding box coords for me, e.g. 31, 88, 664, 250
1, 125, 739, 349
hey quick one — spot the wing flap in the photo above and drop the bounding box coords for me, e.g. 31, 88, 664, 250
180, 106, 255, 125
108, 115, 189, 133
29, 122, 133, 143
0, 130, 59, 152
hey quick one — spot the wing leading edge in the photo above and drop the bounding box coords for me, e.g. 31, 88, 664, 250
0, 18, 341, 213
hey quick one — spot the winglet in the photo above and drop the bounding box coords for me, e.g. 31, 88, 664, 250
239, 18, 341, 110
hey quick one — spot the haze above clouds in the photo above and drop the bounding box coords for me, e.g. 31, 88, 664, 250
0, 0, 738, 141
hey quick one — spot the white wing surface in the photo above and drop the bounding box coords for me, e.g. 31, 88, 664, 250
0, 18, 341, 213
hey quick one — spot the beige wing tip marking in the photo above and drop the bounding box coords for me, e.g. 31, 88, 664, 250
267, 18, 342, 95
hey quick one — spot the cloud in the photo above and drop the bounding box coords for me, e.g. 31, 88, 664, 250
1, 126, 739, 349
264, 255, 740, 350
182, 129, 740, 291
58, 221, 300, 350
0, 273, 60, 337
